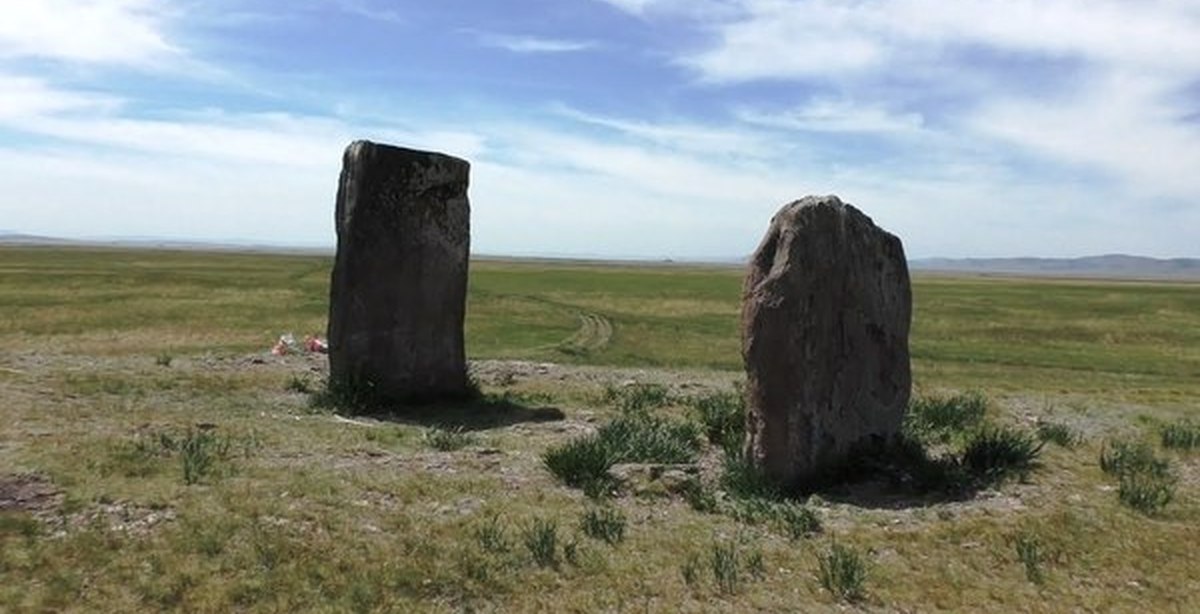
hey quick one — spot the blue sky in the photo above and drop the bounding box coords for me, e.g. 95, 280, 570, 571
1, 0, 1198, 259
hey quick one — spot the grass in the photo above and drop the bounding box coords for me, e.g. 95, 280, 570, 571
422, 426, 476, 452
1099, 439, 1178, 515
905, 391, 988, 444
521, 518, 560, 569
688, 388, 745, 450
960, 426, 1043, 484
816, 541, 868, 602
1013, 531, 1046, 585
579, 506, 625, 545
1036, 420, 1079, 448
542, 411, 701, 497
1160, 419, 1200, 451
1, 247, 1198, 612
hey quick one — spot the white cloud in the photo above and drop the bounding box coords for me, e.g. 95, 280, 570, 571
736, 99, 924, 134
593, 0, 739, 20
0, 73, 122, 120
0, 0, 180, 66
683, 0, 1200, 82
552, 105, 775, 154
970, 71, 1200, 201
478, 34, 598, 54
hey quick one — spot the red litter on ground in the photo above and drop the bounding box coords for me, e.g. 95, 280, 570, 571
271, 333, 327, 355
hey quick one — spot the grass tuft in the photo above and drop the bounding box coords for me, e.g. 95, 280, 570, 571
1036, 421, 1079, 448
710, 540, 741, 595
604, 382, 671, 414
688, 388, 745, 449
543, 412, 701, 497
905, 392, 988, 443
472, 514, 512, 554
1099, 439, 1177, 515
580, 506, 626, 545
522, 518, 560, 569
1013, 531, 1046, 585
422, 426, 476, 452
1160, 419, 1200, 451
1099, 440, 1168, 477
1118, 470, 1176, 515
284, 375, 313, 394
816, 541, 867, 603
961, 426, 1042, 484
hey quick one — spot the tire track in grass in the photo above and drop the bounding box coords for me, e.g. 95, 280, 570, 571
557, 312, 614, 355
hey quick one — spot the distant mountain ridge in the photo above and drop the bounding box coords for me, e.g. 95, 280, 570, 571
3, 233, 1197, 278
911, 254, 1200, 279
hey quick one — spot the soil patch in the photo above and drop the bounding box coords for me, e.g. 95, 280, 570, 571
0, 473, 62, 514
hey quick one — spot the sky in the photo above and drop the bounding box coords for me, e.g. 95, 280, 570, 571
1, 0, 1198, 259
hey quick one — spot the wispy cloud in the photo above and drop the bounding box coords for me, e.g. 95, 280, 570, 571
331, 0, 405, 25
736, 99, 924, 134
552, 105, 774, 154
476, 33, 598, 54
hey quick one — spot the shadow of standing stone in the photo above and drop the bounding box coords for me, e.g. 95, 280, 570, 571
742, 195, 911, 491
327, 140, 471, 404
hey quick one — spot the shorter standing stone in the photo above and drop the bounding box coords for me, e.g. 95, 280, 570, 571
741, 195, 912, 490
327, 140, 471, 403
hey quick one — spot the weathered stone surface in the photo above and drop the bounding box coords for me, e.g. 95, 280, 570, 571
328, 140, 471, 402
742, 195, 911, 490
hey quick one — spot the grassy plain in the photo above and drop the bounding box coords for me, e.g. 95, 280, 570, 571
1, 246, 1198, 612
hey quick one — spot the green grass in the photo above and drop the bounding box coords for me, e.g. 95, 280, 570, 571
1, 246, 1199, 612
905, 391, 989, 444
1160, 419, 1200, 451
816, 541, 868, 602
542, 411, 702, 497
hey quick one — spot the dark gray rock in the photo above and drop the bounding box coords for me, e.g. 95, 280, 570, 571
328, 140, 471, 403
741, 195, 911, 490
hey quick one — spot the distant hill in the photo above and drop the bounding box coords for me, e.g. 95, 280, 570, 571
911, 254, 1200, 280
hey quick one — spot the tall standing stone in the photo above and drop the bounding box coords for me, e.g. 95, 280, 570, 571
328, 140, 471, 402
742, 195, 911, 490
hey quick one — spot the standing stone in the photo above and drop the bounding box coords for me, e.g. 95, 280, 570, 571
742, 195, 911, 490
328, 140, 471, 402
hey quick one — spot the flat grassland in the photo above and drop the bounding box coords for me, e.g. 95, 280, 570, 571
1, 246, 1197, 612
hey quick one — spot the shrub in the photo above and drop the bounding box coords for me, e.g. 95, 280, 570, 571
1160, 420, 1200, 451
961, 426, 1042, 483
905, 392, 988, 443
1036, 421, 1079, 448
688, 389, 744, 449
422, 426, 476, 451
816, 541, 867, 602
580, 506, 626, 545
522, 518, 559, 569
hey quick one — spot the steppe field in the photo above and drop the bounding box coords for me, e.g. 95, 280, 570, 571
1, 246, 1198, 613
